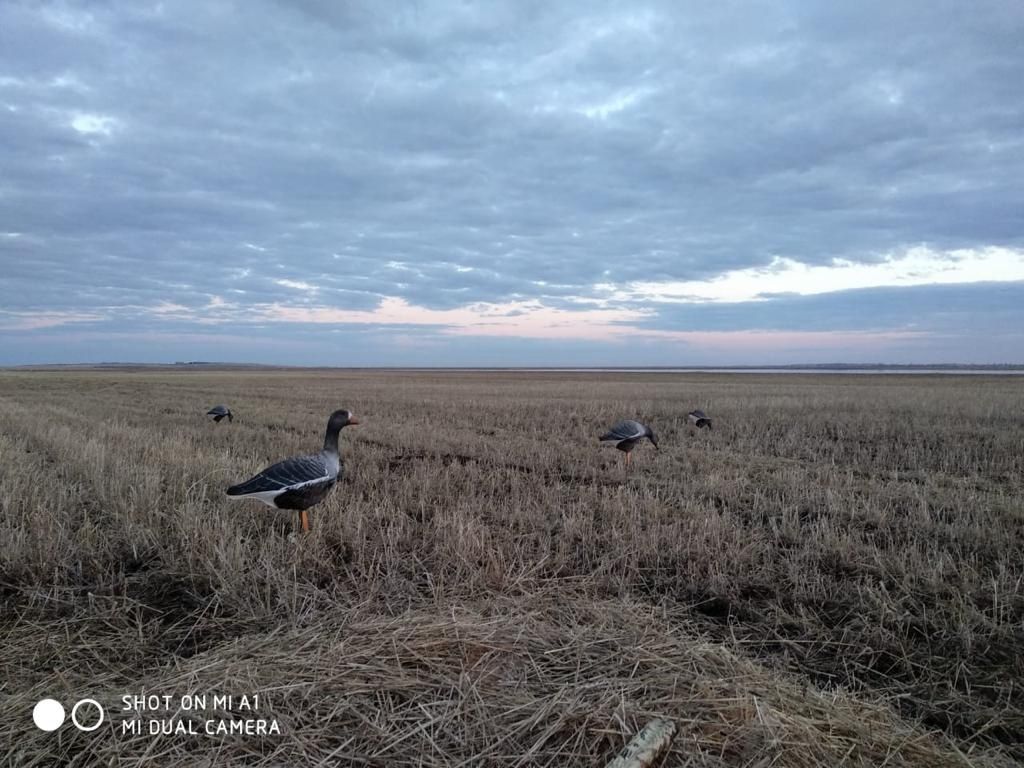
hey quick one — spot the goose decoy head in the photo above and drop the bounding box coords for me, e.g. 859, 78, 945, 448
328, 409, 360, 429
647, 427, 659, 449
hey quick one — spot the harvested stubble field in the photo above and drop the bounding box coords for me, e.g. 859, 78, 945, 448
1, 369, 1022, 767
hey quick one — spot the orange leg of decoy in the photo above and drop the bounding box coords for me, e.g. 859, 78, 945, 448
625, 451, 632, 469
300, 510, 310, 533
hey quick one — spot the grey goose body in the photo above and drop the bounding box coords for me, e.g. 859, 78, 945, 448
687, 409, 712, 429
599, 419, 658, 467
207, 404, 233, 423
227, 452, 339, 510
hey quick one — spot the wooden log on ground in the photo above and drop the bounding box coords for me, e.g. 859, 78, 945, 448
605, 719, 677, 768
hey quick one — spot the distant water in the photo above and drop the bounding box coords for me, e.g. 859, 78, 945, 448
465, 368, 1024, 375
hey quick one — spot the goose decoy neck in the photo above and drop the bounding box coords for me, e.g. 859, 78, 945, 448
323, 409, 359, 453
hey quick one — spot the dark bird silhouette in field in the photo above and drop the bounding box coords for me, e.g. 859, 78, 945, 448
599, 419, 658, 468
688, 409, 712, 429
207, 405, 233, 423
226, 409, 360, 532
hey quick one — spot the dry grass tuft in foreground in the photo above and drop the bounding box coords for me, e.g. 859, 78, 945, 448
2, 594, 1000, 767
0, 370, 1022, 766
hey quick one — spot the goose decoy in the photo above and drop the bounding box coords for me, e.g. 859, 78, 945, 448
226, 409, 359, 532
207, 405, 233, 423
599, 419, 658, 468
687, 409, 712, 429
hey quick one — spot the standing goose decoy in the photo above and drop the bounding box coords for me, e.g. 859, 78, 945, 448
226, 409, 359, 532
207, 405, 233, 423
687, 409, 712, 429
599, 419, 658, 468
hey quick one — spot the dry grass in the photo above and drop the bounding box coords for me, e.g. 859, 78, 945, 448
0, 369, 1022, 766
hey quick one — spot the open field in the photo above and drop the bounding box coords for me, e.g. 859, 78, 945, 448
1, 369, 1022, 766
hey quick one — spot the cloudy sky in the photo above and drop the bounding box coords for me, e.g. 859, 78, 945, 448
2, 1, 1023, 366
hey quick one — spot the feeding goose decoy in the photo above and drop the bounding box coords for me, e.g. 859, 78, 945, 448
226, 409, 360, 532
599, 419, 658, 468
688, 409, 712, 429
207, 405, 233, 423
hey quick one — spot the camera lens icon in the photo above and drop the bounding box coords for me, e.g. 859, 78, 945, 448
32, 699, 65, 731
72, 699, 105, 731
33, 698, 105, 732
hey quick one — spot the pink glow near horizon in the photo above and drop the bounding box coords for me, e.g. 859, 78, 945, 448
258, 297, 650, 341
4, 297, 930, 354
256, 298, 925, 350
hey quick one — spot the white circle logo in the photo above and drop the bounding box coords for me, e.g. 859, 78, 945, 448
71, 699, 105, 732
33, 699, 66, 731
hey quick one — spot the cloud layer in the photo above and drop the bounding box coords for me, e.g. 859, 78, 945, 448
2, 1, 1023, 364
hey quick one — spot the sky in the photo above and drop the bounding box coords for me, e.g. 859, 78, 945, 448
1, 1, 1023, 366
